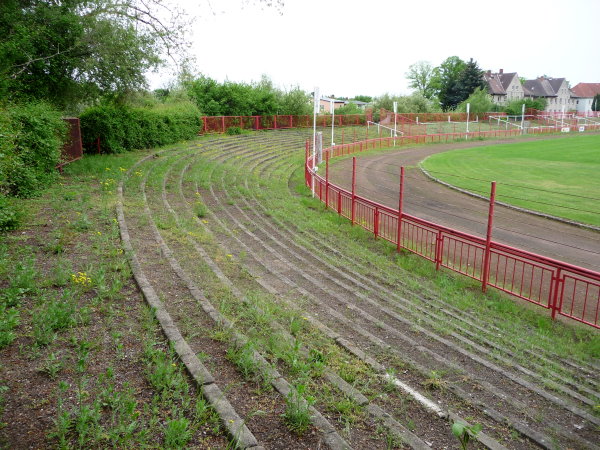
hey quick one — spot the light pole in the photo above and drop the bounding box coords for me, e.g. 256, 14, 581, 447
312, 87, 319, 198
331, 98, 335, 146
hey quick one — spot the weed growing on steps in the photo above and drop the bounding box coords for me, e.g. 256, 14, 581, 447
282, 384, 314, 433
452, 421, 482, 450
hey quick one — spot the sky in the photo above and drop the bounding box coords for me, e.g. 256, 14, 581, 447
148, 0, 600, 98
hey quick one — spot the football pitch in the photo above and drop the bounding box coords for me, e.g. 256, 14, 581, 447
421, 133, 600, 226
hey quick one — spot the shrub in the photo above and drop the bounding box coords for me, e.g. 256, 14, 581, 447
80, 101, 202, 154
226, 126, 243, 135
0, 195, 22, 231
0, 102, 66, 198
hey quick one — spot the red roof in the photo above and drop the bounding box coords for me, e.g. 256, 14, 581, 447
571, 83, 600, 98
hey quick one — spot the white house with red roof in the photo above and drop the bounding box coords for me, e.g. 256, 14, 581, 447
571, 83, 600, 114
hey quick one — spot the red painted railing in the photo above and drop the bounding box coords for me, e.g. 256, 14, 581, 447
201, 114, 368, 134
305, 131, 600, 329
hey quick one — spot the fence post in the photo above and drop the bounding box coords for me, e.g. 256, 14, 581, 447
374, 207, 379, 239
482, 181, 497, 292
351, 157, 356, 225
325, 151, 330, 209
342, 129, 344, 145
221, 116, 225, 133
203, 116, 207, 133
550, 268, 563, 320
397, 166, 405, 252
274, 115, 277, 130
337, 190, 342, 215
435, 230, 443, 270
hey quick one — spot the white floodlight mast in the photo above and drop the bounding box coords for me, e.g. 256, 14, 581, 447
331, 99, 335, 146
393, 101, 398, 145
312, 87, 319, 197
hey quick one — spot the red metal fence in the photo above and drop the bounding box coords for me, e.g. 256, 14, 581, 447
201, 113, 369, 134
380, 109, 506, 124
305, 133, 600, 329
58, 118, 83, 171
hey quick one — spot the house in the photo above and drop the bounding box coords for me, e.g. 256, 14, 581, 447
319, 97, 346, 113
349, 100, 369, 110
523, 77, 577, 113
571, 83, 600, 114
483, 69, 578, 112
483, 69, 524, 106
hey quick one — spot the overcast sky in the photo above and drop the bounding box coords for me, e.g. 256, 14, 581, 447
149, 0, 600, 98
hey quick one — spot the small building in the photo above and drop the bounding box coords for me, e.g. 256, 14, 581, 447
349, 100, 369, 110
319, 97, 347, 113
571, 83, 600, 114
483, 69, 524, 106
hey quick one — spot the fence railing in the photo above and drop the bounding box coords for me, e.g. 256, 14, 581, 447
304, 132, 600, 330
58, 118, 83, 171
201, 113, 370, 134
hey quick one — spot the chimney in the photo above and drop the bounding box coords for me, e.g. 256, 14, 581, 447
499, 69, 503, 74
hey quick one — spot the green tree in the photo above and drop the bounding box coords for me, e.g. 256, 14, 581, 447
278, 88, 311, 115
434, 56, 467, 111
406, 61, 438, 100
332, 102, 362, 115
352, 95, 373, 103
592, 94, 600, 112
373, 93, 440, 114
504, 98, 547, 115
456, 58, 485, 104
456, 87, 495, 114
0, 0, 188, 110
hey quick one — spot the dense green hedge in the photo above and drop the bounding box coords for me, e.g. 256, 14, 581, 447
80, 102, 201, 154
0, 102, 66, 198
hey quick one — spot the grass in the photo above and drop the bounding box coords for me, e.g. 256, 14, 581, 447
420, 133, 600, 225
3, 129, 599, 448
0, 143, 228, 448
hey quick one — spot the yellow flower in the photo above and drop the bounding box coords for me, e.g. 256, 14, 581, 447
105, 167, 111, 171
119, 167, 126, 172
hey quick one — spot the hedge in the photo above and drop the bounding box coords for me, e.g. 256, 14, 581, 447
80, 102, 202, 154
0, 102, 66, 198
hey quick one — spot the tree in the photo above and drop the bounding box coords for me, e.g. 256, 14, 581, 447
0, 0, 189, 110
456, 87, 495, 114
592, 94, 600, 112
504, 98, 547, 115
406, 61, 438, 100
434, 56, 467, 111
456, 58, 486, 104
352, 95, 373, 103
373, 93, 440, 114
435, 57, 485, 111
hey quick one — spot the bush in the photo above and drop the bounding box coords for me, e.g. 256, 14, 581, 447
0, 195, 22, 231
504, 98, 547, 115
226, 126, 243, 135
0, 102, 66, 198
80, 101, 202, 154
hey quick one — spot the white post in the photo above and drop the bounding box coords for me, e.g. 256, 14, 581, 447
331, 99, 335, 146
393, 101, 398, 146
466, 103, 470, 135
312, 87, 319, 198
521, 103, 525, 134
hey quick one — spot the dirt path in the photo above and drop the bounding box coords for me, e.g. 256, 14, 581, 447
328, 138, 600, 272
